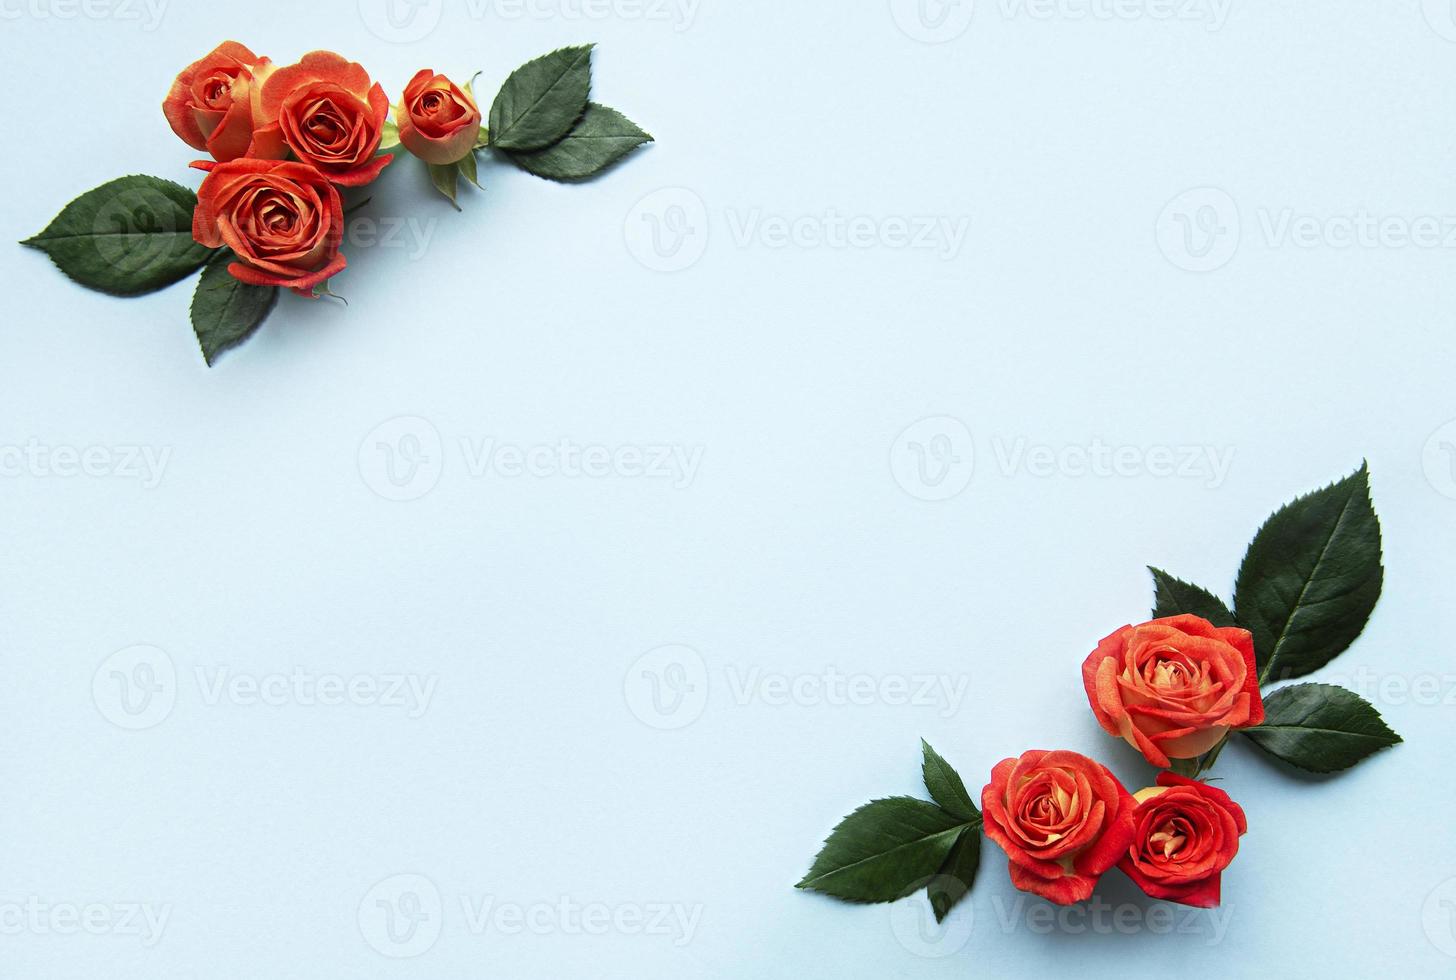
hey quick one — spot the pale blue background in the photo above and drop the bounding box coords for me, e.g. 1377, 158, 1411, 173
2, 1, 1456, 977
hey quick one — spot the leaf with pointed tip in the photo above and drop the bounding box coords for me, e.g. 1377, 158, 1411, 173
796, 797, 967, 903
1243, 683, 1401, 773
927, 827, 981, 923
457, 149, 481, 189
428, 162, 460, 209
1149, 567, 1236, 626
189, 255, 278, 366
1234, 464, 1383, 682
23, 175, 212, 296
487, 44, 593, 151
920, 740, 979, 823
507, 103, 652, 181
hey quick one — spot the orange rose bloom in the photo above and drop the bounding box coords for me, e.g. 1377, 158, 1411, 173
396, 69, 482, 165
192, 158, 345, 294
162, 41, 275, 162
1082, 614, 1264, 769
981, 749, 1137, 905
252, 51, 392, 187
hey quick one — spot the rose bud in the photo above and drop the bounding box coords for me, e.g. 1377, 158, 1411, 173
981, 749, 1137, 905
251, 51, 393, 187
162, 41, 276, 162
396, 69, 482, 166
1082, 614, 1264, 769
191, 158, 345, 295
1119, 773, 1247, 907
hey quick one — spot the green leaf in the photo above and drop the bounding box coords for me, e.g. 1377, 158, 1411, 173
380, 117, 401, 150
1149, 567, 1237, 626
428, 162, 460, 210
927, 828, 981, 923
1234, 464, 1384, 682
457, 149, 481, 189
506, 103, 652, 181
1242, 683, 1401, 773
22, 175, 212, 296
190, 255, 278, 366
487, 44, 593, 152
920, 740, 979, 823
796, 797, 967, 903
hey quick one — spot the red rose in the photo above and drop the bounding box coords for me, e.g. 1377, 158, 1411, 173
192, 158, 345, 294
980, 749, 1137, 905
396, 69, 482, 165
252, 51, 392, 187
162, 41, 276, 162
1119, 772, 1247, 907
1083, 614, 1264, 769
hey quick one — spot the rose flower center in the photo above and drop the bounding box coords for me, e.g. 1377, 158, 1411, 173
1148, 817, 1190, 859
201, 72, 236, 108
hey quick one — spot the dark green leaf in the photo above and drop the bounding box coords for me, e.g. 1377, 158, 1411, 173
920, 740, 979, 823
927, 827, 981, 923
1149, 567, 1237, 626
1243, 683, 1401, 773
796, 797, 967, 903
487, 45, 593, 152
22, 175, 212, 296
1233, 464, 1383, 682
506, 103, 652, 181
190, 256, 278, 366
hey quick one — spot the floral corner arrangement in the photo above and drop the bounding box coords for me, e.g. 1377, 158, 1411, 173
21, 41, 651, 366
798, 464, 1400, 924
